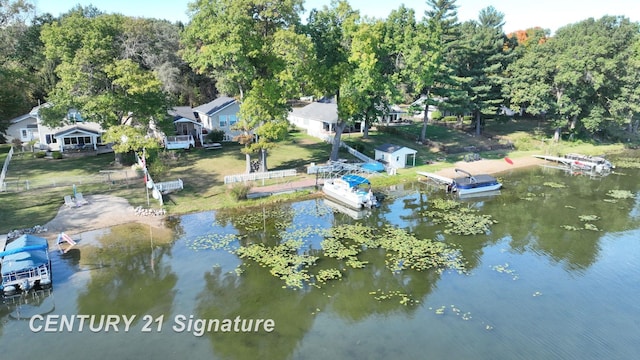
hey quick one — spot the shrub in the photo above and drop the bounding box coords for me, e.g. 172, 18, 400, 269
206, 129, 226, 143
229, 183, 252, 200
35, 151, 46, 158
51, 151, 63, 159
442, 116, 457, 122
431, 111, 443, 121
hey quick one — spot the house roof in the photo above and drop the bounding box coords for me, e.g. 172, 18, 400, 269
9, 113, 36, 125
53, 124, 102, 138
193, 96, 237, 116
375, 143, 417, 155
169, 106, 199, 121
289, 102, 338, 124
174, 118, 202, 127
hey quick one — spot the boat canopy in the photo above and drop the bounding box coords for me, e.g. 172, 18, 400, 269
1, 234, 49, 276
341, 174, 371, 188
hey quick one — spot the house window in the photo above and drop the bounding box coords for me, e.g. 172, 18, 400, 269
219, 115, 228, 127
21, 129, 28, 140
229, 115, 237, 126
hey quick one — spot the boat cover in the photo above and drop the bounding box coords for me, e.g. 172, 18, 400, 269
341, 174, 371, 188
361, 162, 385, 172
1, 234, 49, 275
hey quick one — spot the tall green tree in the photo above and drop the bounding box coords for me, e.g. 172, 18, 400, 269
452, 6, 510, 136
403, 0, 459, 143
305, 0, 359, 161
40, 8, 173, 130
345, 19, 396, 139
0, 0, 37, 129
506, 16, 640, 141
182, 0, 307, 172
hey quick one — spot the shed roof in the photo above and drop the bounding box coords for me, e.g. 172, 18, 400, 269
375, 143, 417, 155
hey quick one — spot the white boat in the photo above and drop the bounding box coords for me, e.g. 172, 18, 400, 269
322, 174, 377, 209
534, 154, 613, 175
418, 169, 502, 196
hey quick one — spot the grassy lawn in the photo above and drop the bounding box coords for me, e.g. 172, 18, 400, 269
0, 118, 629, 234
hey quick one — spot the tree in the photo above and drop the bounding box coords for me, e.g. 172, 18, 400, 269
182, 0, 308, 172
305, 1, 361, 161
343, 19, 396, 139
40, 8, 174, 134
403, 0, 460, 143
452, 7, 510, 136
0, 0, 38, 129
506, 16, 640, 141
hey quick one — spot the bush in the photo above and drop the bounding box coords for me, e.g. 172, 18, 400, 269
35, 151, 46, 158
431, 111, 443, 121
442, 116, 457, 122
51, 151, 63, 159
229, 183, 252, 200
206, 129, 226, 143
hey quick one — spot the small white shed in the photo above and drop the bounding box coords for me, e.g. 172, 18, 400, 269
374, 143, 417, 169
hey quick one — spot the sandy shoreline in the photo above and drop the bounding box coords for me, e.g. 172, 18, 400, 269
36, 194, 165, 240
3, 156, 546, 242
432, 155, 547, 178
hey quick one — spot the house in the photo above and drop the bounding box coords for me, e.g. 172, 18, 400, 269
288, 100, 338, 140
410, 95, 454, 119
164, 96, 242, 149
287, 99, 367, 141
193, 96, 241, 141
4, 103, 46, 144
166, 106, 203, 149
378, 104, 406, 124
374, 143, 417, 169
3, 103, 105, 153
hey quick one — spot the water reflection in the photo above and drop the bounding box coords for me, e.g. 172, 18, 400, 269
75, 224, 177, 323
1, 163, 639, 359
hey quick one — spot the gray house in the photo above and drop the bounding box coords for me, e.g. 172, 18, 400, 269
193, 96, 241, 141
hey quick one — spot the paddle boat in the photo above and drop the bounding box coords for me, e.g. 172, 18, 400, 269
417, 168, 502, 196
322, 174, 377, 209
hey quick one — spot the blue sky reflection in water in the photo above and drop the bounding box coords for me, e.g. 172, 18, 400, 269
1, 165, 640, 359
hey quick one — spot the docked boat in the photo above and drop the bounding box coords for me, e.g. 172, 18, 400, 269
533, 153, 614, 175
322, 174, 377, 209
417, 168, 502, 196
1, 234, 52, 297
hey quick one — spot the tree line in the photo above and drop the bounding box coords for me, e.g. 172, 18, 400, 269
1, 0, 639, 170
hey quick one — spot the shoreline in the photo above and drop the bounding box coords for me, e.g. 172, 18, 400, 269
3, 156, 547, 242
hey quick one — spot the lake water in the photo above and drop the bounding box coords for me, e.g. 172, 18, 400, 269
2, 164, 639, 360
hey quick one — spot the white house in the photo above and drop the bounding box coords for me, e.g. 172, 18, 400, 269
288, 100, 338, 141
374, 143, 417, 169
3, 103, 105, 152
4, 103, 46, 144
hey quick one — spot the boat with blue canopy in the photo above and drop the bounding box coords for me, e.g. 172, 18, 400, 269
322, 174, 378, 209
1, 234, 52, 297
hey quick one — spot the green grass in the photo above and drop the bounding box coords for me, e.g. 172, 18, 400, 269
0, 118, 629, 234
